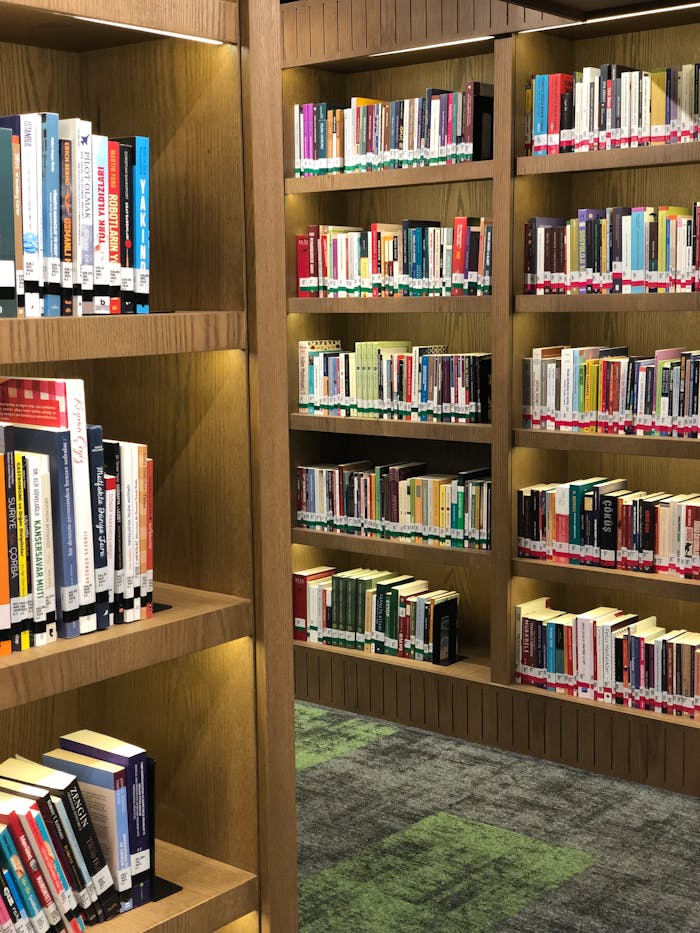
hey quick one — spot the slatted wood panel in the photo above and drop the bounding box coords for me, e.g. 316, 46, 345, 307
295, 644, 700, 794
281, 0, 569, 67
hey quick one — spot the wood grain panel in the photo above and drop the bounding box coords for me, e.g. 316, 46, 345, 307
497, 689, 514, 748
646, 721, 667, 789
306, 647, 322, 701
424, 674, 439, 729
331, 654, 347, 706
310, 1, 326, 62
411, 671, 426, 725
684, 729, 700, 796
357, 660, 372, 712
370, 660, 385, 713
383, 666, 399, 720
576, 707, 595, 771
295, 644, 308, 697
410, 0, 427, 42
319, 651, 334, 704
559, 702, 578, 766
511, 691, 529, 752
380, 0, 396, 45
593, 709, 612, 774
482, 686, 498, 744
543, 699, 561, 761
610, 713, 630, 780
397, 668, 412, 722
345, 658, 360, 709
81, 41, 244, 314
438, 678, 454, 734
629, 717, 649, 784
452, 680, 469, 739
467, 683, 483, 740
665, 724, 685, 793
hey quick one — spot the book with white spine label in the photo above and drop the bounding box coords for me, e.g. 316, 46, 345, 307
92, 134, 110, 314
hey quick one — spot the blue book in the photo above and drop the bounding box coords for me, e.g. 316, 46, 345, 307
116, 137, 149, 314
420, 355, 429, 422
0, 824, 47, 931
1, 867, 33, 933
58, 732, 150, 908
41, 749, 132, 913
87, 426, 109, 632
40, 114, 60, 318
631, 208, 647, 293
533, 74, 549, 155
546, 621, 557, 690
9, 426, 79, 639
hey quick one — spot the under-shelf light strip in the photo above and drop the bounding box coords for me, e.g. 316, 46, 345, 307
522, 1, 700, 32
74, 15, 224, 45
369, 35, 495, 57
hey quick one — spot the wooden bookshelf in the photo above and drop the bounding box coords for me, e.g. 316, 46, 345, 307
0, 4, 297, 933
293, 527, 492, 566
0, 311, 246, 363
288, 296, 493, 314
290, 413, 492, 443
515, 293, 700, 313
285, 160, 494, 194
105, 841, 257, 933
514, 428, 700, 458
271, 0, 700, 799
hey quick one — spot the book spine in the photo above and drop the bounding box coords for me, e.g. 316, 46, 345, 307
40, 114, 60, 318
87, 425, 109, 631
78, 121, 93, 315
118, 143, 134, 313
58, 140, 73, 317
107, 141, 121, 314
21, 115, 43, 318
146, 458, 153, 619
92, 135, 110, 314
131, 138, 149, 314
11, 134, 24, 316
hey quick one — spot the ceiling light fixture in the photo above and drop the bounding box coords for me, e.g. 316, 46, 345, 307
74, 16, 224, 45
369, 35, 495, 57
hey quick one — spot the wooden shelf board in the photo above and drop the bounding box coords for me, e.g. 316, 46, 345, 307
514, 428, 700, 458
515, 293, 700, 314
290, 413, 492, 443
285, 161, 494, 194
294, 639, 491, 683
105, 840, 257, 932
513, 558, 700, 601
510, 681, 700, 728
0, 583, 252, 711
0, 0, 238, 50
517, 142, 700, 176
288, 296, 493, 315
293, 527, 491, 566
0, 311, 246, 363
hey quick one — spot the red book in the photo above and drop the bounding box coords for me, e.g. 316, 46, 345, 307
292, 567, 336, 641
107, 141, 121, 314
297, 235, 311, 298
451, 217, 467, 295
0, 805, 62, 928
547, 74, 573, 156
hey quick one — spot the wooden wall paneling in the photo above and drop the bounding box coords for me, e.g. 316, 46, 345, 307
511, 691, 529, 752
664, 725, 684, 793
241, 0, 299, 929
466, 683, 483, 740
496, 689, 514, 749
383, 666, 399, 720
307, 647, 322, 701
337, 0, 354, 56
380, 0, 397, 45
482, 686, 498, 744
527, 694, 546, 758
425, 0, 441, 43
424, 673, 439, 730
440, 0, 458, 38
395, 0, 411, 46
351, 0, 368, 55
357, 659, 372, 712
370, 660, 385, 713
593, 708, 612, 775
344, 658, 360, 709
310, 1, 327, 63
452, 681, 469, 739
319, 650, 334, 704
81, 40, 244, 314
410, 0, 427, 43
683, 729, 700, 796
610, 713, 630, 780
367, 0, 382, 50
543, 698, 561, 761
559, 702, 578, 766
628, 717, 649, 785
456, 0, 474, 35
295, 644, 309, 697
324, 0, 339, 60
0, 39, 80, 113
396, 668, 412, 722
411, 671, 426, 726
438, 677, 454, 734
354, 50, 494, 100
576, 707, 596, 772
281, 4, 299, 67
331, 654, 347, 705
646, 721, 667, 790
297, 3, 314, 63
490, 36, 515, 685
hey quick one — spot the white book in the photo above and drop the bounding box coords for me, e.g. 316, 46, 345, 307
118, 441, 136, 623
621, 213, 631, 293
641, 73, 651, 146
92, 135, 110, 314
620, 72, 631, 148
630, 71, 640, 147
560, 347, 574, 431
76, 120, 94, 314
58, 119, 85, 315
19, 114, 43, 318
575, 606, 618, 698
105, 474, 116, 626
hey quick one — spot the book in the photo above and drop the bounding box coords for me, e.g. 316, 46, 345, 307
115, 137, 149, 315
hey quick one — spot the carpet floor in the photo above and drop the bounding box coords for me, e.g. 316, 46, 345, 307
296, 701, 700, 933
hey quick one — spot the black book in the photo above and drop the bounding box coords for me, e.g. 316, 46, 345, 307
102, 441, 124, 623
118, 143, 135, 314
431, 592, 458, 665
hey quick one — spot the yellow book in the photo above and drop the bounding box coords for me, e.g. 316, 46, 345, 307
13, 453, 29, 651
584, 359, 599, 433
650, 69, 667, 144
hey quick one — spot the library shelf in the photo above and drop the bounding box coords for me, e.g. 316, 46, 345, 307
511, 681, 700, 729
285, 160, 494, 194
0, 311, 247, 364
0, 0, 238, 50
515, 293, 700, 314
517, 141, 700, 176
105, 839, 257, 933
513, 428, 700, 459
0, 583, 252, 711
293, 527, 492, 566
513, 558, 700, 602
288, 296, 493, 315
291, 413, 493, 443
295, 639, 491, 684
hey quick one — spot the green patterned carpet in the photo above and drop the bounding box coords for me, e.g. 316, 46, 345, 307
296, 702, 700, 933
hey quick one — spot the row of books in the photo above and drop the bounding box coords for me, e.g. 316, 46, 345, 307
522, 344, 700, 437
525, 64, 700, 156
297, 462, 491, 549
293, 83, 493, 177
297, 216, 493, 298
517, 476, 700, 576
515, 596, 700, 718
0, 729, 154, 931
293, 564, 459, 664
0, 112, 149, 319
524, 205, 700, 295
0, 376, 153, 651
298, 339, 492, 423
